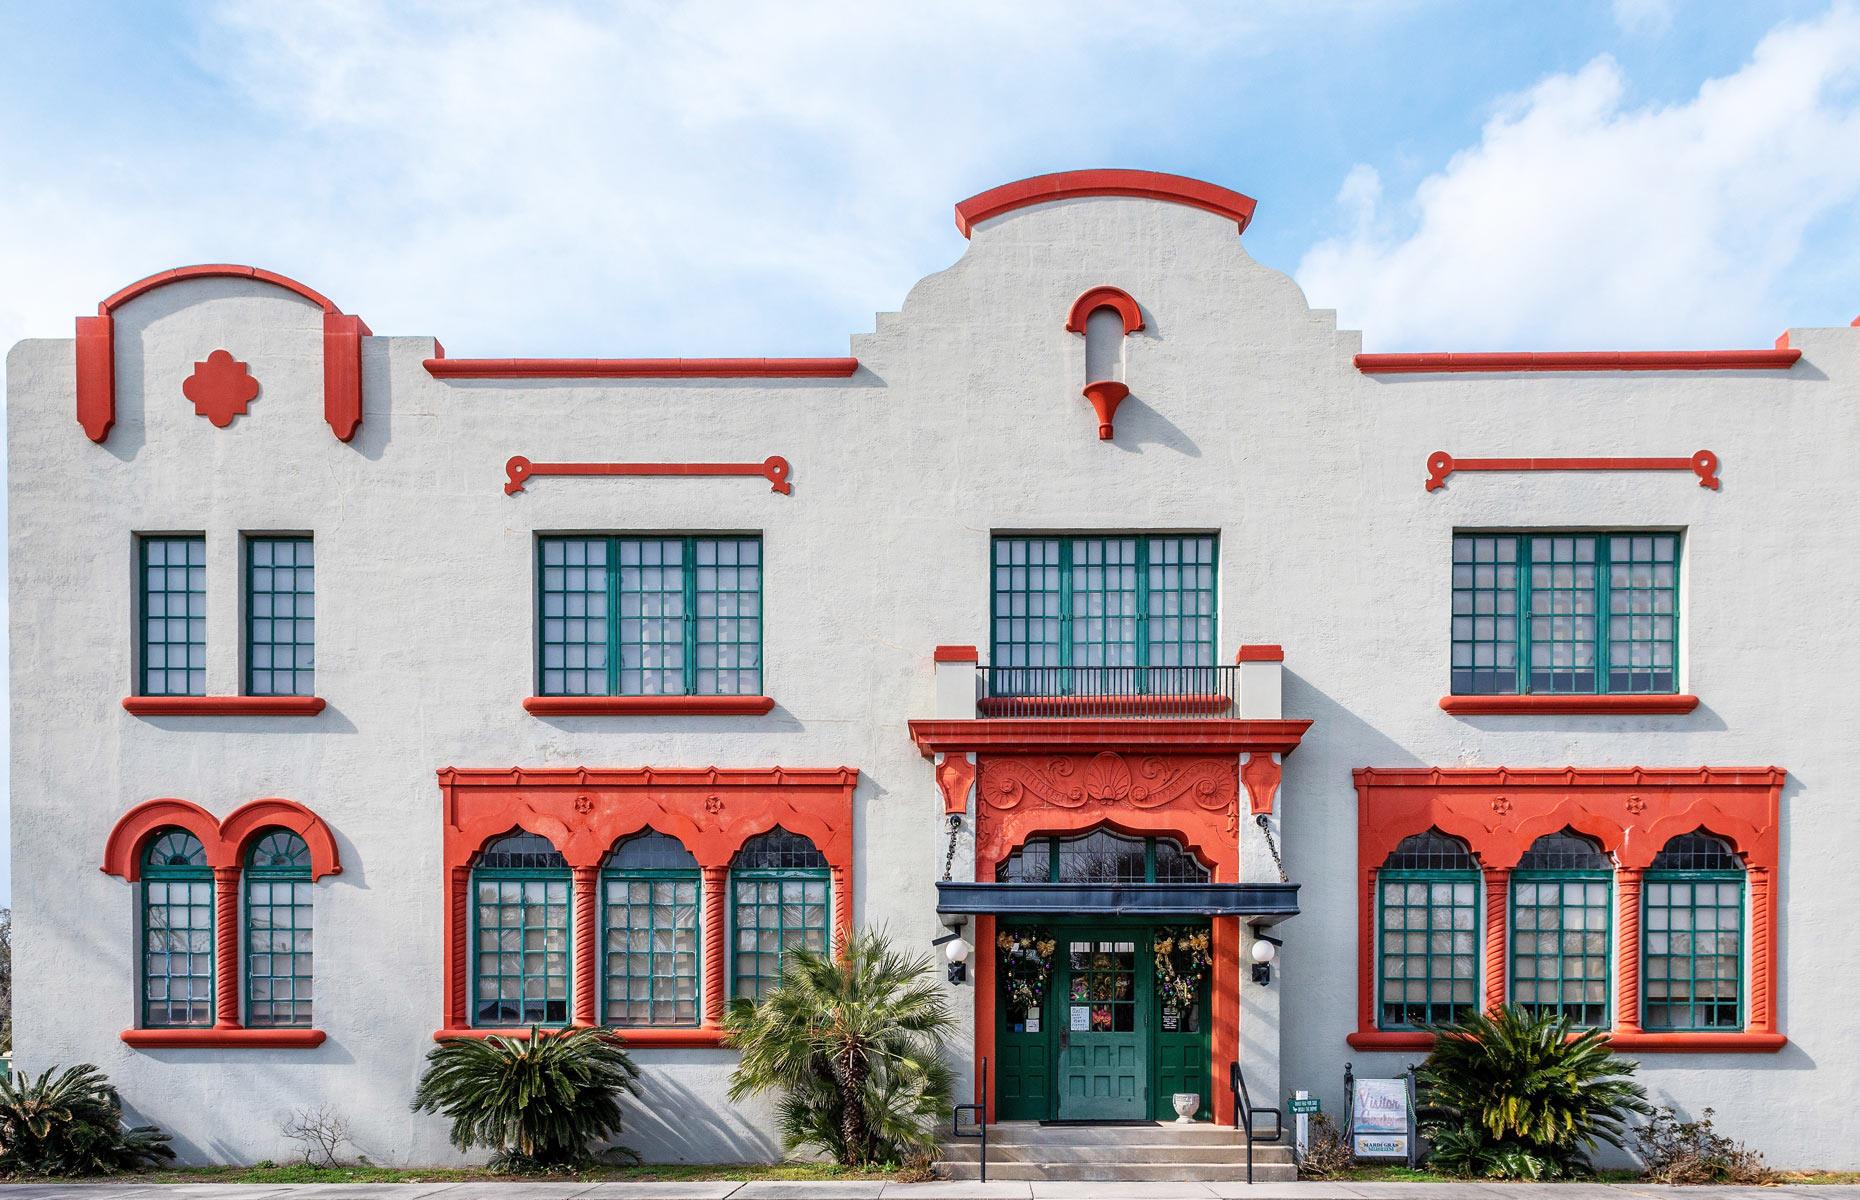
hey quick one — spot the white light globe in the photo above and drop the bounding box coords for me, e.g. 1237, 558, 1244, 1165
1250, 939, 1277, 964
946, 938, 973, 964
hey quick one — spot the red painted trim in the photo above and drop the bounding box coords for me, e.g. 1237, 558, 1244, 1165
1235, 645, 1284, 663
123, 696, 327, 716
100, 265, 340, 316
1346, 1030, 1434, 1051
323, 314, 367, 442
1080, 380, 1129, 441
933, 645, 980, 663
1211, 915, 1238, 1126
1356, 349, 1800, 374
523, 695, 775, 717
122, 1028, 327, 1049
975, 693, 1229, 717
431, 1027, 729, 1048
424, 356, 858, 379
103, 796, 342, 882
1441, 694, 1700, 715
1345, 1029, 1786, 1054
954, 170, 1258, 238
75, 315, 115, 442
1241, 752, 1281, 816
909, 717, 1310, 758
934, 754, 977, 816
1426, 450, 1719, 492
973, 911, 997, 1123
505, 455, 792, 496
1065, 287, 1144, 336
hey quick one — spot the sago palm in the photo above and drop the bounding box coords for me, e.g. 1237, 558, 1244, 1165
411, 1027, 639, 1169
1419, 1004, 1651, 1178
725, 928, 956, 1167
0, 1063, 173, 1177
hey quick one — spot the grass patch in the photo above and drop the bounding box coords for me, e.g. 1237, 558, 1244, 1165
18, 1161, 900, 1185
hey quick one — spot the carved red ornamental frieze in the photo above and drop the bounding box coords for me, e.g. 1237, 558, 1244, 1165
182, 349, 260, 428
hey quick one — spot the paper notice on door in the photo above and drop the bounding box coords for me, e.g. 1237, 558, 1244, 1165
1024, 1013, 1039, 1032
1070, 1006, 1090, 1031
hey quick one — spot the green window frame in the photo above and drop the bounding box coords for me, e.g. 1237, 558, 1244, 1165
730, 828, 829, 1002
244, 830, 314, 1028
998, 829, 1211, 885
1376, 831, 1481, 1030
246, 536, 315, 697
989, 535, 1216, 692
471, 833, 572, 1028
601, 831, 701, 1027
141, 829, 214, 1028
1509, 832, 1612, 1027
1643, 832, 1745, 1032
1452, 532, 1679, 696
537, 536, 762, 697
139, 536, 206, 697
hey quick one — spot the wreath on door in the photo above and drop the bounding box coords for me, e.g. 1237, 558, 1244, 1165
996, 926, 1057, 1016
1154, 926, 1213, 1010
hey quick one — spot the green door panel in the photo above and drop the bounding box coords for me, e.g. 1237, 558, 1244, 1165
1056, 937, 1146, 1120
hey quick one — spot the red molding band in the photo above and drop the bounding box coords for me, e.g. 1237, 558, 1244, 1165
122, 1027, 327, 1049
1441, 694, 1701, 715
523, 695, 774, 716
505, 455, 792, 496
432, 1027, 727, 1048
932, 645, 980, 664
1356, 349, 1800, 374
123, 696, 327, 717
1426, 450, 1718, 492
909, 717, 1311, 758
424, 356, 858, 379
1235, 645, 1285, 662
955, 170, 1258, 238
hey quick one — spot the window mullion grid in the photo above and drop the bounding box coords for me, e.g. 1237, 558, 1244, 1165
1595, 536, 1613, 695
143, 868, 214, 1028
681, 536, 698, 696
1643, 868, 1742, 1032
1134, 536, 1151, 690
1058, 539, 1075, 691
245, 865, 312, 1028
604, 537, 622, 697
474, 868, 571, 1028
1513, 534, 1531, 697
603, 867, 699, 1027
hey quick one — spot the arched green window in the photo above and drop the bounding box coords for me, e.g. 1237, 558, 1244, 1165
1511, 829, 1612, 1027
999, 828, 1211, 884
1644, 830, 1744, 1032
471, 832, 570, 1027
142, 830, 213, 1028
731, 827, 828, 1001
245, 830, 313, 1028
1376, 829, 1480, 1030
602, 831, 700, 1026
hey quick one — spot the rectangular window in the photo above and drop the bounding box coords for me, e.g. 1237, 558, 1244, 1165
731, 875, 828, 1001
1510, 873, 1612, 1027
990, 535, 1216, 689
537, 536, 762, 697
143, 877, 214, 1027
140, 536, 206, 697
245, 876, 314, 1027
602, 875, 700, 1026
1377, 872, 1481, 1029
1643, 874, 1743, 1031
1452, 533, 1678, 695
247, 536, 315, 696
472, 876, 571, 1026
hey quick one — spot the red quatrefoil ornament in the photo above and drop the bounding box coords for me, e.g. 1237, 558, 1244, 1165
182, 349, 260, 428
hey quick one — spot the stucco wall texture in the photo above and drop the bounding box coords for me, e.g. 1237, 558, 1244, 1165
8, 186, 1860, 1167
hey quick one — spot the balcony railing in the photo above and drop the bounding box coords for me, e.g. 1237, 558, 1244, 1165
976, 664, 1240, 718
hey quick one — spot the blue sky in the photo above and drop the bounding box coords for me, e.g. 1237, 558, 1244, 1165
3, 0, 1859, 903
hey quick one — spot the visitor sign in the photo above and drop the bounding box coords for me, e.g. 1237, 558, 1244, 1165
1350, 1076, 1411, 1160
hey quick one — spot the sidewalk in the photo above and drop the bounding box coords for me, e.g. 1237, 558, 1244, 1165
0, 1183, 1855, 1199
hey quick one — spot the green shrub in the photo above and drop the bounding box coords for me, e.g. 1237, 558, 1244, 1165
0, 1063, 173, 1177
1418, 1005, 1651, 1179
411, 1027, 639, 1171
1634, 1106, 1775, 1185
725, 928, 956, 1167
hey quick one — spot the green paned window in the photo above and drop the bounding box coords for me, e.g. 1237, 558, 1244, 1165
142, 829, 213, 1028
1452, 533, 1678, 695
990, 535, 1216, 693
601, 831, 700, 1027
140, 536, 206, 697
730, 828, 829, 1002
246, 537, 315, 697
1510, 830, 1612, 1027
245, 830, 313, 1027
538, 536, 762, 697
1377, 831, 1480, 1030
471, 832, 571, 1027
998, 829, 1211, 885
1643, 831, 1744, 1032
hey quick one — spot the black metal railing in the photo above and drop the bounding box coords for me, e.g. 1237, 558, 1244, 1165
1230, 1061, 1283, 1185
978, 664, 1240, 718
950, 1056, 988, 1182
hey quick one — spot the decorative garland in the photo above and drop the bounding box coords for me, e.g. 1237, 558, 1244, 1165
996, 926, 1057, 1016
1154, 926, 1212, 1010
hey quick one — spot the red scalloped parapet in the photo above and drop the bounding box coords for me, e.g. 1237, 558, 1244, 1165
955, 170, 1258, 238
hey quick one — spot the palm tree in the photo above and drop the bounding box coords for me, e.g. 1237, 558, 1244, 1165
725, 928, 956, 1167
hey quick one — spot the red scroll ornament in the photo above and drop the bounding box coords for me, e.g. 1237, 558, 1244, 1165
505, 455, 793, 495
1425, 450, 1719, 492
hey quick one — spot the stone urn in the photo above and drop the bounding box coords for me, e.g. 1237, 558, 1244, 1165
1171, 1092, 1201, 1123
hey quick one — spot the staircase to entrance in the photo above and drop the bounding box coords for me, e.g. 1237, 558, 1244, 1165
935, 1121, 1297, 1183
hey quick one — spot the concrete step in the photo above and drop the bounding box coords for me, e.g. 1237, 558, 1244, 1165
962, 1121, 1253, 1146
933, 1160, 1300, 1182
938, 1141, 1294, 1164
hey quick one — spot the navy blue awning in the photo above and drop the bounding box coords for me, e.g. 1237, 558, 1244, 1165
936, 881, 1299, 924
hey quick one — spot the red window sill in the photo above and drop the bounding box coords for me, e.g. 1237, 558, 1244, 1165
1349, 1029, 1783, 1053
123, 696, 328, 716
523, 695, 774, 717
975, 694, 1232, 717
434, 1026, 727, 1048
1439, 694, 1699, 715
122, 1027, 327, 1048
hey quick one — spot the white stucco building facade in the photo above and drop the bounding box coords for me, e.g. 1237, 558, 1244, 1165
8, 170, 1858, 1168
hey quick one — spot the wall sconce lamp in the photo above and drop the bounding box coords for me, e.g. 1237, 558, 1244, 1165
933, 913, 972, 985
1250, 931, 1283, 986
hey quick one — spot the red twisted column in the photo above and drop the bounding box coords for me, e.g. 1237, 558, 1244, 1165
572, 866, 599, 1027
831, 864, 852, 957
213, 866, 241, 1028
446, 865, 470, 1030
701, 866, 728, 1027
1749, 866, 1775, 1033
1357, 867, 1378, 1034
1482, 867, 1510, 1012
1616, 868, 1643, 1032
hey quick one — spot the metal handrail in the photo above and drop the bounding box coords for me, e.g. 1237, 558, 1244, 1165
977, 664, 1240, 719
950, 1056, 988, 1183
1230, 1061, 1282, 1185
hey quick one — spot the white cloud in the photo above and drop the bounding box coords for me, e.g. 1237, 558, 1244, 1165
1613, 0, 1675, 37
1297, 3, 1860, 350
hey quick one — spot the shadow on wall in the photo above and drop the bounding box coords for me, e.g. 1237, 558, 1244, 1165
619, 1062, 782, 1164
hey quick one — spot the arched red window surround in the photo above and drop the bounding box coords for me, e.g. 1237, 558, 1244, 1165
1065, 286, 1144, 336
1349, 766, 1783, 1053
436, 765, 858, 1045
77, 264, 370, 444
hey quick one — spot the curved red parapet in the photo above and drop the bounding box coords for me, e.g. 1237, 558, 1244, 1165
1065, 286, 1144, 335
77, 264, 368, 445
954, 169, 1258, 238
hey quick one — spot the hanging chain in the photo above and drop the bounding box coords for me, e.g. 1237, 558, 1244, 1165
943, 813, 962, 882
1256, 813, 1288, 884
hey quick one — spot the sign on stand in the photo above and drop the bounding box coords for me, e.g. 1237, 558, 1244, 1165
1344, 1064, 1418, 1166
1290, 1091, 1318, 1159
